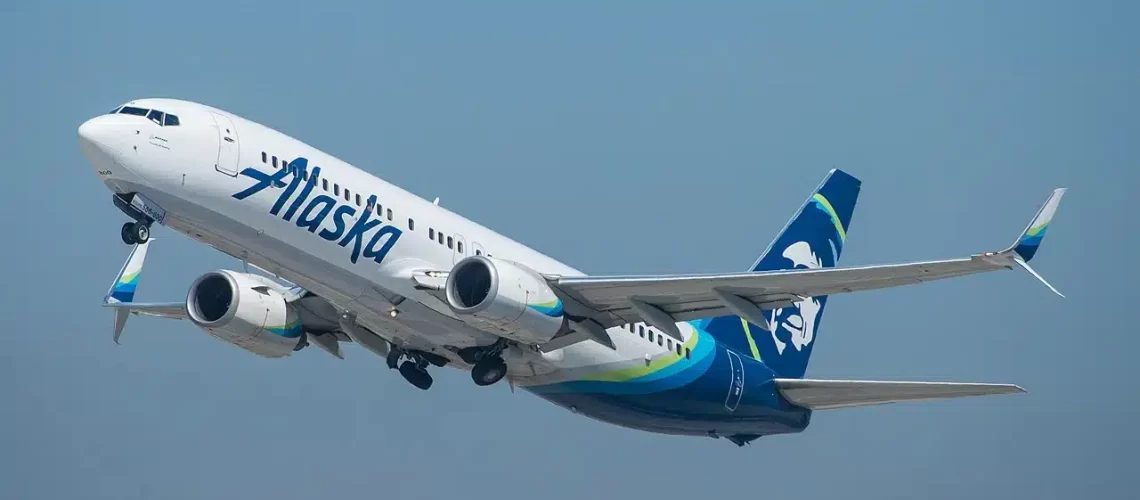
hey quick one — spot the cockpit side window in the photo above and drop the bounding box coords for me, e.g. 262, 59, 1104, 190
163, 114, 180, 126
119, 106, 149, 116
108, 106, 122, 114
146, 109, 165, 125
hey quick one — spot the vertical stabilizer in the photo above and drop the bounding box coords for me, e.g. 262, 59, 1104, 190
702, 170, 861, 378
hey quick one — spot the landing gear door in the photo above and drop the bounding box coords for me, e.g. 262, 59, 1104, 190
210, 112, 240, 176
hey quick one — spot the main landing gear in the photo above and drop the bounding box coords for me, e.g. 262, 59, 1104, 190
471, 357, 508, 386
120, 221, 151, 245
387, 346, 449, 391
459, 339, 509, 387
398, 360, 433, 391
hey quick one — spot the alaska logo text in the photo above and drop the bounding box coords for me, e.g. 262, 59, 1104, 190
231, 158, 401, 265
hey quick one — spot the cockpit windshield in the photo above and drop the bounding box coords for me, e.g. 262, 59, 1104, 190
119, 106, 148, 117
113, 106, 180, 126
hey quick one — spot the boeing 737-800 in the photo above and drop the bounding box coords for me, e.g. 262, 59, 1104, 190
79, 98, 1066, 446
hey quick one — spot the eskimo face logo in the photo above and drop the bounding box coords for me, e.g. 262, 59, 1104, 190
768, 241, 823, 354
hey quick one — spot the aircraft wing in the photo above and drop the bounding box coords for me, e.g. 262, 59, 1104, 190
102, 240, 348, 359
773, 379, 1026, 410
551, 189, 1066, 340
106, 301, 188, 319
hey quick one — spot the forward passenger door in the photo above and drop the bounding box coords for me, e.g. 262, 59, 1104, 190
210, 112, 240, 176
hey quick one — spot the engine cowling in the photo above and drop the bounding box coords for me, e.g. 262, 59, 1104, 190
444, 256, 568, 345
186, 270, 304, 358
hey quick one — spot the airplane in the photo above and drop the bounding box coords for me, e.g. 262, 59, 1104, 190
80, 98, 1066, 447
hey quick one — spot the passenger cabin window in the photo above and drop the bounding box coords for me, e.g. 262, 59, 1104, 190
272, 156, 278, 168
438, 232, 444, 245
356, 194, 362, 207
334, 184, 340, 196
386, 208, 393, 221
322, 179, 328, 191
146, 109, 164, 125
428, 228, 435, 240
344, 188, 351, 201
457, 241, 464, 253
262, 152, 268, 163
675, 343, 682, 356
408, 219, 415, 231
638, 325, 645, 338
685, 348, 691, 359
447, 236, 453, 249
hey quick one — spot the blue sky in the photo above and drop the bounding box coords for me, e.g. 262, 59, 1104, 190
1, 1, 1136, 498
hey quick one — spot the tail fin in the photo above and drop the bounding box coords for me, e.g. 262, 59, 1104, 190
702, 169, 861, 378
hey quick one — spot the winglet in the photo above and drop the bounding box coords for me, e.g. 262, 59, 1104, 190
1013, 258, 1064, 298
105, 241, 151, 344
105, 241, 150, 305
997, 188, 1066, 298
1009, 188, 1066, 262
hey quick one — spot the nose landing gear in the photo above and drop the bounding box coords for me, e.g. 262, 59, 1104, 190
120, 221, 151, 245
112, 193, 156, 245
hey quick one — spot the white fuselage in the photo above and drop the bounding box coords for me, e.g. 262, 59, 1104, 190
80, 98, 683, 385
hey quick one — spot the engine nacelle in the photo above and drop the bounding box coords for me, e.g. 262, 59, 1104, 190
445, 256, 567, 345
186, 270, 304, 358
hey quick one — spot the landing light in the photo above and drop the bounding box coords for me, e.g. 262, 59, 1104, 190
389, 309, 399, 318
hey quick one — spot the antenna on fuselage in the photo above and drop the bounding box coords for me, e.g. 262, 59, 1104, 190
433, 197, 439, 206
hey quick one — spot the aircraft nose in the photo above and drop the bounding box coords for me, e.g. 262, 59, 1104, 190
78, 115, 122, 169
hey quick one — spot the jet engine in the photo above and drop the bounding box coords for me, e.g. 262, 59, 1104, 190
445, 256, 567, 345
186, 270, 304, 358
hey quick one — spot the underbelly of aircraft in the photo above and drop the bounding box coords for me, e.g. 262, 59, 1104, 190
533, 390, 811, 438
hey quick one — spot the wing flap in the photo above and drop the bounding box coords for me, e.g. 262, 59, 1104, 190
774, 379, 1026, 410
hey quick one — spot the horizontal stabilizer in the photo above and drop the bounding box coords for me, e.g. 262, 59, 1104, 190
774, 379, 1025, 410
